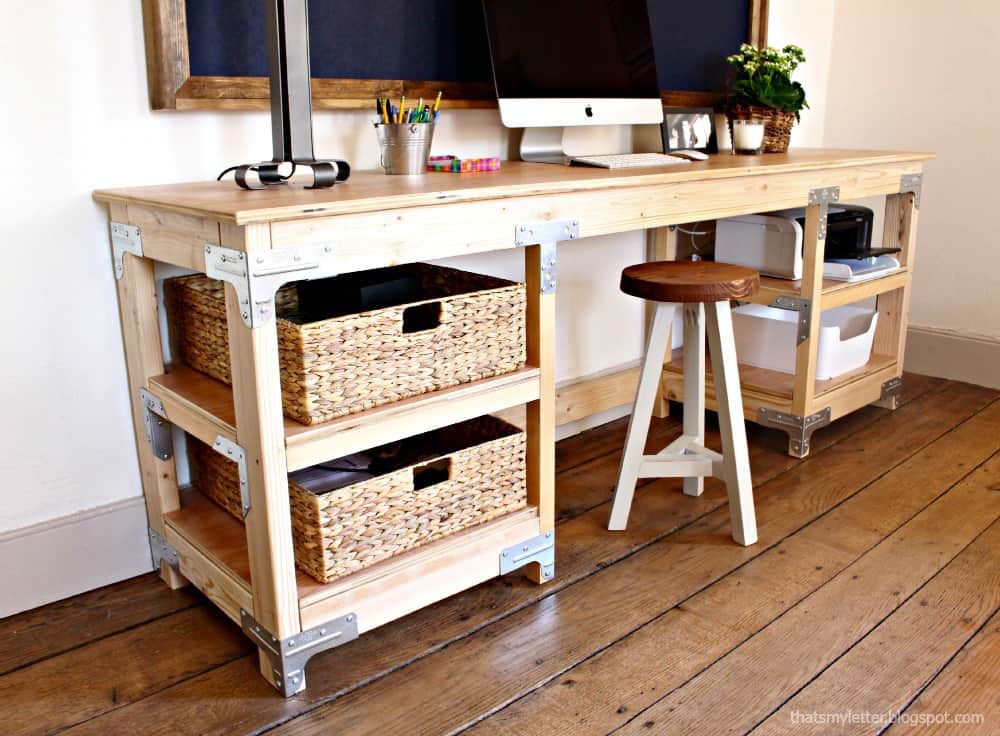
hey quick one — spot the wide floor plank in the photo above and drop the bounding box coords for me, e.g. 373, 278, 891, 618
613, 446, 1000, 735
466, 398, 1000, 735
893, 609, 1000, 735
245, 387, 991, 734
753, 512, 1000, 735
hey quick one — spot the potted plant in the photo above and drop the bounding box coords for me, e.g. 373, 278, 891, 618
726, 43, 808, 153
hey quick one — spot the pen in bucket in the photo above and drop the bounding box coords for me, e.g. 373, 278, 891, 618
373, 91, 442, 174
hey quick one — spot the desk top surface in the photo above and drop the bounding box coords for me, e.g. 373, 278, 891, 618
94, 149, 931, 225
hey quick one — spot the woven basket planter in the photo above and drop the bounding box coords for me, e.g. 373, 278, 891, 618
189, 415, 527, 583
727, 105, 796, 153
166, 264, 526, 425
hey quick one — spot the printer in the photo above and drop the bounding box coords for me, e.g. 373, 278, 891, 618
715, 204, 895, 280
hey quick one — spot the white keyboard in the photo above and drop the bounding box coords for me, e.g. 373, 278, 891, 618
571, 153, 690, 169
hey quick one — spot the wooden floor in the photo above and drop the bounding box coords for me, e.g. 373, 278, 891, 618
2, 373, 998, 736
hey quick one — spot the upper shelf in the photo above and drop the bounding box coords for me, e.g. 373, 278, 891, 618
149, 365, 541, 471
93, 150, 933, 225
748, 269, 910, 309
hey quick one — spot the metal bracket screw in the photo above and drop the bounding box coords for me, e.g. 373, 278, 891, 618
899, 174, 922, 209
807, 186, 840, 241
110, 222, 143, 280
769, 296, 813, 345
500, 530, 555, 580
139, 388, 172, 461
515, 219, 579, 295
212, 436, 251, 517
148, 528, 179, 571
204, 242, 339, 329
241, 609, 359, 697
757, 407, 832, 456
881, 376, 903, 401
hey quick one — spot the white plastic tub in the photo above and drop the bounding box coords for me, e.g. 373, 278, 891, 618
732, 303, 879, 380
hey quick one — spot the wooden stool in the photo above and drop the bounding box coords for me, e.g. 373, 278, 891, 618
608, 261, 760, 545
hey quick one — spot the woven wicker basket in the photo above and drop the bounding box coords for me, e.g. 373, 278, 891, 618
189, 415, 527, 583
727, 105, 796, 153
166, 264, 526, 425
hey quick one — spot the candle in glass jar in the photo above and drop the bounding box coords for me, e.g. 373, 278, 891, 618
732, 120, 765, 154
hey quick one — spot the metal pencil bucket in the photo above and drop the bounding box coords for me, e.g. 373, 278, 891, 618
375, 122, 435, 175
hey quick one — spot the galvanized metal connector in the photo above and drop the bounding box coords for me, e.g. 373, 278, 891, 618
515, 219, 580, 295
212, 436, 251, 517
899, 173, 922, 209
111, 222, 143, 280
769, 296, 813, 345
139, 388, 172, 461
757, 406, 832, 457
148, 528, 179, 571
881, 376, 903, 402
807, 186, 840, 240
500, 530, 555, 580
241, 609, 359, 697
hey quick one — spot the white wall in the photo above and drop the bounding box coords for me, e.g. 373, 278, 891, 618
0, 0, 835, 613
824, 0, 1000, 345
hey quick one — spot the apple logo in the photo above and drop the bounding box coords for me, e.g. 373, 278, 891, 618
585, 105, 594, 118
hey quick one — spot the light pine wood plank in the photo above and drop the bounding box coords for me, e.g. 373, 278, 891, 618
246, 386, 993, 736
754, 515, 1000, 735
465, 396, 1000, 736
614, 441, 1000, 735
525, 245, 556, 537
93, 152, 931, 224
893, 609, 1000, 735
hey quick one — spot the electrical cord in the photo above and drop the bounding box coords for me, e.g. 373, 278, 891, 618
216, 162, 297, 182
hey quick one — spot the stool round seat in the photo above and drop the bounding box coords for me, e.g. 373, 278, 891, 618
620, 261, 759, 303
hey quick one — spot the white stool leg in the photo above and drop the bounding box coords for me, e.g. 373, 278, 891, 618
682, 303, 705, 497
608, 302, 676, 530
705, 301, 758, 546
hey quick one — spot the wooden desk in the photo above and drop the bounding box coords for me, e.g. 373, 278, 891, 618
95, 148, 930, 695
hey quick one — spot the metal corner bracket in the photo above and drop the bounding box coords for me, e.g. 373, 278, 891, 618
148, 528, 179, 571
757, 406, 832, 456
881, 376, 903, 401
204, 242, 340, 329
139, 388, 172, 461
241, 609, 359, 697
899, 173, 922, 209
212, 436, 251, 517
807, 186, 840, 240
769, 296, 812, 345
111, 222, 142, 280
515, 219, 580, 295
500, 530, 555, 581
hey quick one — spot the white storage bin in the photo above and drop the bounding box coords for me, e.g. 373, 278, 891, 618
732, 303, 879, 380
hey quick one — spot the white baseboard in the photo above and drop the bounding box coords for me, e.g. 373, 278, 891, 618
905, 325, 1000, 390
0, 497, 153, 618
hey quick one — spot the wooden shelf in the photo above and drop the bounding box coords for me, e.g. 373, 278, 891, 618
748, 269, 910, 309
164, 489, 541, 632
663, 348, 897, 407
149, 365, 541, 471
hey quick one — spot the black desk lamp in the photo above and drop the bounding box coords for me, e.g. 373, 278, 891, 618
224, 0, 351, 189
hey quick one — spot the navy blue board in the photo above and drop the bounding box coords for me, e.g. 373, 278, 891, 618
185, 0, 748, 93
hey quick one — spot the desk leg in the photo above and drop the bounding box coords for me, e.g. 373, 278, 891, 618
109, 202, 186, 589
789, 201, 826, 457
525, 244, 556, 582
872, 192, 919, 409
222, 225, 302, 693
646, 227, 678, 419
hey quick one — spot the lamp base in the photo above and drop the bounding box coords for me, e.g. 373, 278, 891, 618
233, 159, 352, 190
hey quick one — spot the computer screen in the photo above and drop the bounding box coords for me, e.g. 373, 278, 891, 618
482, 0, 660, 99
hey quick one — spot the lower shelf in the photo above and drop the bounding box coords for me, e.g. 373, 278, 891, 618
662, 348, 898, 419
164, 489, 542, 633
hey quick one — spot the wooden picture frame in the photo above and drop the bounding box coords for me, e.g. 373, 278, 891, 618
142, 0, 769, 112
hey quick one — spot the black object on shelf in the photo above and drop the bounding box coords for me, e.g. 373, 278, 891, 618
226, 0, 351, 190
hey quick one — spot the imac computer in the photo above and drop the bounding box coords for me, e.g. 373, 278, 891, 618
482, 0, 665, 165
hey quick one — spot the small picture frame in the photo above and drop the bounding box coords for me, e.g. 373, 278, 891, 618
661, 107, 717, 153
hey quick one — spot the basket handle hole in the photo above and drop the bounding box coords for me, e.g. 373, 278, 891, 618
402, 302, 442, 333
413, 458, 451, 490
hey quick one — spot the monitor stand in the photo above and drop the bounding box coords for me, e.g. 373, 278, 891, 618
520, 127, 571, 165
